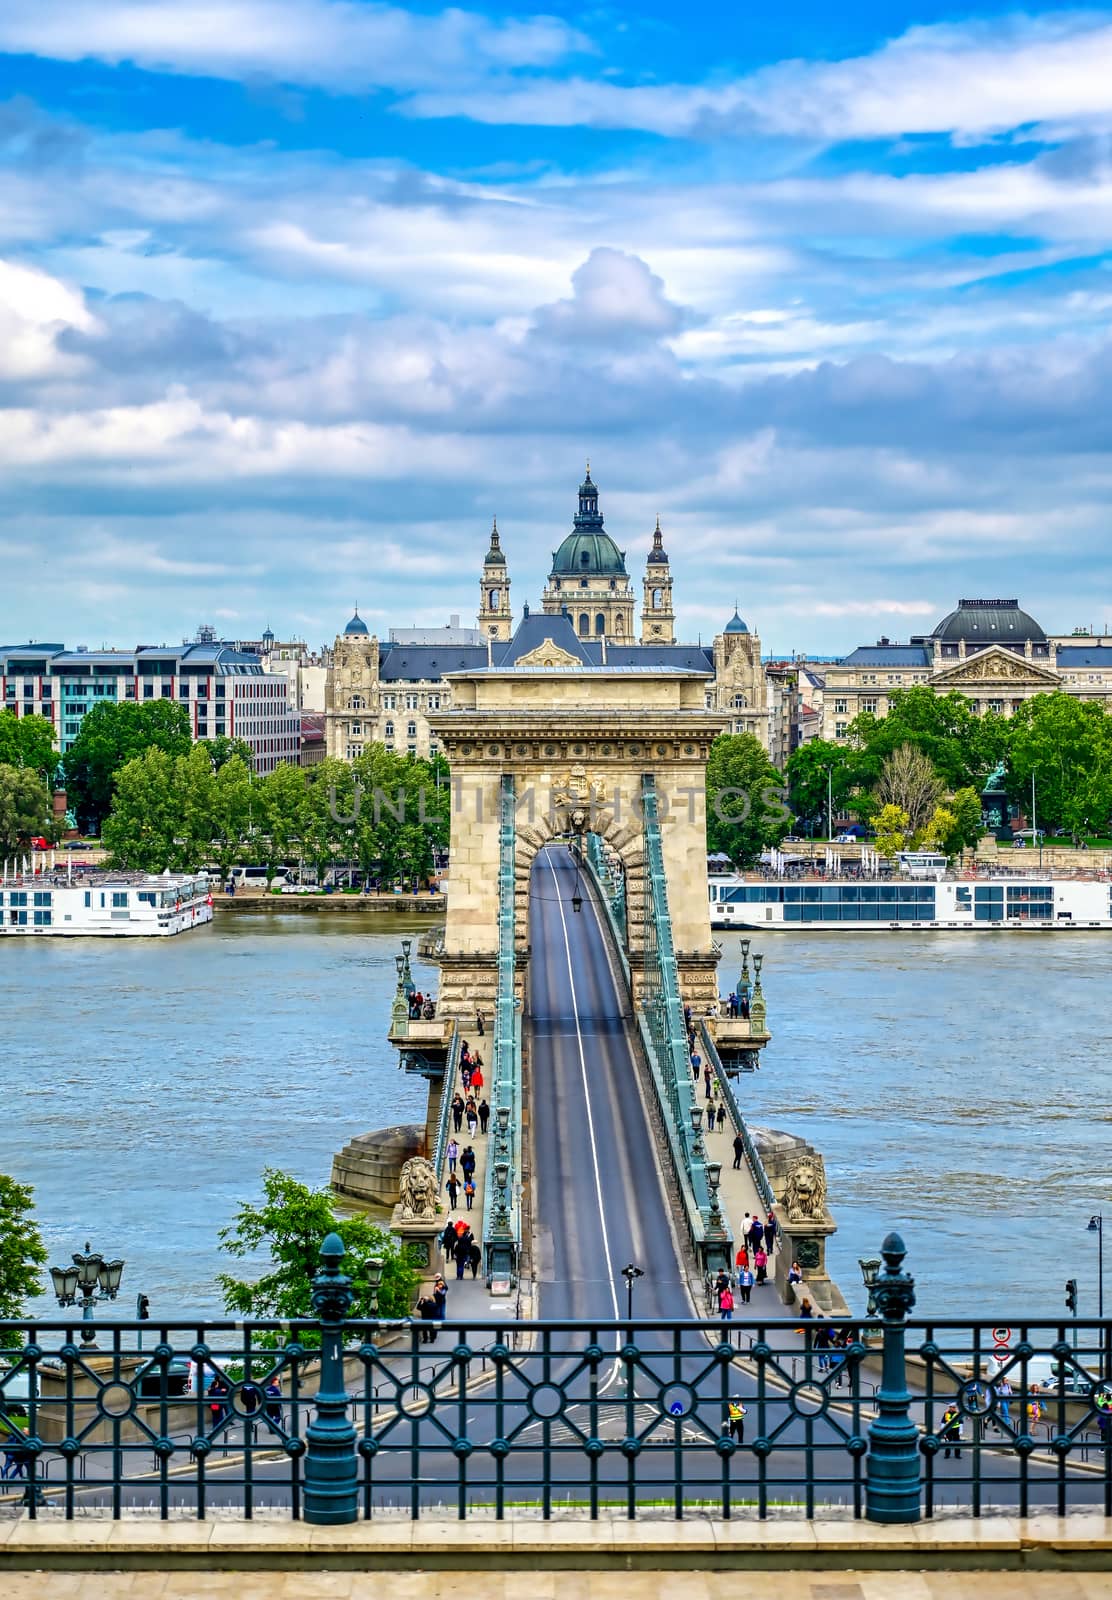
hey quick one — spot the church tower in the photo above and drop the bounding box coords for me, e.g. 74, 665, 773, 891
640, 517, 675, 643
478, 518, 513, 641
541, 466, 636, 642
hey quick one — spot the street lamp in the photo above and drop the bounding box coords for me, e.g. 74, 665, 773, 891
50, 1242, 125, 1346
620, 1263, 644, 1321
859, 1257, 881, 1319
690, 1104, 706, 1160
1089, 1215, 1104, 1320
738, 939, 751, 1017
706, 1161, 724, 1231
365, 1257, 384, 1319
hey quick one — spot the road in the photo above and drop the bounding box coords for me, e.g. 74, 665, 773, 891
529, 844, 691, 1322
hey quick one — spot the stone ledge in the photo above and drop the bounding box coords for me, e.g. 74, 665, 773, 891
2, 1517, 1112, 1572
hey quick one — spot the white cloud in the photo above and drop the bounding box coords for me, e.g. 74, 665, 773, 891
0, 258, 99, 380
0, 0, 586, 93
403, 14, 1112, 143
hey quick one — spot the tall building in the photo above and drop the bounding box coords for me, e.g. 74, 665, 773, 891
819, 599, 1112, 741
641, 518, 674, 644
324, 467, 768, 759
477, 521, 513, 642
0, 639, 299, 775
540, 467, 636, 642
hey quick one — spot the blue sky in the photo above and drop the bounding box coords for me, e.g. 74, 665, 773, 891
2, 0, 1112, 655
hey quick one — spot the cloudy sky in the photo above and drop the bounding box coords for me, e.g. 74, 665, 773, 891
3, 0, 1112, 655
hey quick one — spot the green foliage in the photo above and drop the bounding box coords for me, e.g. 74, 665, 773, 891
0, 1173, 48, 1320
784, 739, 863, 832
873, 803, 911, 859
874, 743, 943, 835
198, 736, 255, 771
62, 700, 192, 833
1004, 693, 1112, 838
705, 733, 792, 864
848, 686, 1006, 792
0, 764, 54, 859
0, 710, 58, 780
217, 1168, 419, 1330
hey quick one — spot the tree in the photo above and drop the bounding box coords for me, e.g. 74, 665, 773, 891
873, 803, 911, 859
874, 744, 943, 836
945, 786, 986, 853
198, 736, 254, 772
101, 748, 181, 871
63, 700, 192, 833
259, 762, 308, 883
0, 710, 58, 781
209, 755, 254, 880
848, 686, 1006, 793
0, 764, 54, 859
784, 740, 862, 834
218, 1169, 419, 1331
914, 804, 958, 852
0, 1173, 48, 1320
705, 734, 792, 865
1004, 693, 1112, 839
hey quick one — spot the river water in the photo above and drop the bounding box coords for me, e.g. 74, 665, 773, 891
2, 913, 1108, 1319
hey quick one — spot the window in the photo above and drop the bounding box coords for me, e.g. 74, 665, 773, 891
732, 694, 746, 708
143, 683, 154, 698
384, 720, 394, 737
652, 588, 662, 609
383, 694, 396, 710
407, 721, 417, 738
987, 699, 1004, 714
112, 892, 128, 908
346, 742, 362, 760
862, 698, 878, 714
595, 613, 605, 635
580, 578, 588, 589
581, 551, 590, 567
179, 680, 189, 697
834, 698, 848, 714
579, 612, 589, 636
835, 721, 848, 738
488, 588, 500, 609
350, 694, 364, 710
405, 694, 418, 711
428, 694, 440, 711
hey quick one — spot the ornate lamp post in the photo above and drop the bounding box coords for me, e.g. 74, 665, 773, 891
620, 1263, 644, 1321
1089, 1214, 1104, 1320
365, 1257, 384, 1319
858, 1257, 882, 1319
399, 939, 415, 996
690, 1104, 706, 1161
737, 938, 751, 1015
304, 1233, 357, 1525
865, 1231, 919, 1524
706, 1161, 725, 1232
49, 1243, 125, 1347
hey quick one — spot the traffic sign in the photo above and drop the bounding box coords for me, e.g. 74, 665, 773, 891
992, 1327, 1011, 1345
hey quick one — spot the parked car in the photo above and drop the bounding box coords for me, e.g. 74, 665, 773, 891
833, 833, 859, 844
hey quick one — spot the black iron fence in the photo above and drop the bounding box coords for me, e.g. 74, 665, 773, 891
2, 1233, 1110, 1522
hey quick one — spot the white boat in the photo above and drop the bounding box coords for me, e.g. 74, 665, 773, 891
709, 873, 1112, 930
0, 870, 213, 936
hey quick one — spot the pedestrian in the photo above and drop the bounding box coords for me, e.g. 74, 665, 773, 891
478, 1098, 490, 1134
763, 1213, 777, 1255
691, 1050, 702, 1079
465, 1098, 478, 1136
736, 1266, 754, 1304
726, 1397, 747, 1443
451, 1094, 465, 1133
447, 1138, 459, 1175
704, 1069, 713, 1101
787, 1260, 802, 1288
713, 1268, 730, 1305
464, 1176, 476, 1210
748, 1215, 764, 1256
209, 1376, 229, 1432
754, 1246, 768, 1285
716, 1104, 726, 1132
441, 1219, 457, 1260
461, 1146, 476, 1182
417, 1293, 438, 1343
445, 1173, 460, 1208
718, 1284, 735, 1322
993, 1376, 1012, 1431
735, 1244, 749, 1272
814, 1319, 832, 1371
470, 1063, 484, 1092
265, 1379, 283, 1428
941, 1403, 962, 1459
461, 1063, 473, 1091
797, 1297, 814, 1320
455, 1241, 468, 1280
432, 1275, 448, 1320
476, 1008, 485, 1037
732, 1133, 744, 1170
468, 1241, 481, 1278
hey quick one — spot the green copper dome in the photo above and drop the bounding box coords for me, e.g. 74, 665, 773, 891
551, 465, 627, 576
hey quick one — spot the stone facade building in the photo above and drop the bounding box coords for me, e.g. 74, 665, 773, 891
817, 599, 1112, 742
324, 469, 767, 762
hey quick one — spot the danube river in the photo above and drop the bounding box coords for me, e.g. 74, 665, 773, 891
3, 912, 1108, 1319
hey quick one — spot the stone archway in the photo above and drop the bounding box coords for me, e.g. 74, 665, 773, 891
428, 661, 723, 1020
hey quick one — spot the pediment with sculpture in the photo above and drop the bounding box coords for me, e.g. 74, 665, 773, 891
931, 647, 1061, 688
514, 638, 585, 669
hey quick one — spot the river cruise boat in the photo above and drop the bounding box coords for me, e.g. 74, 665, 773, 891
709, 874, 1112, 931
0, 870, 213, 936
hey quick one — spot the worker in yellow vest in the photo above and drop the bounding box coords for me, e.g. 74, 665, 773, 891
725, 1398, 747, 1444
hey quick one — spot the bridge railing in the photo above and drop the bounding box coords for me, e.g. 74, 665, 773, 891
482, 773, 522, 1286
3, 1232, 1110, 1523
639, 776, 733, 1276
584, 830, 627, 944
698, 1020, 777, 1215
430, 1019, 463, 1182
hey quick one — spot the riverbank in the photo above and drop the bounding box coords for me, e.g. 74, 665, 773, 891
214, 890, 443, 914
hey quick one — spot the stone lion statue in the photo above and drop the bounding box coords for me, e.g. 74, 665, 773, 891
398, 1156, 439, 1221
783, 1155, 828, 1223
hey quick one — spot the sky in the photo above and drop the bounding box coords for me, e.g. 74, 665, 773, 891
2, 0, 1112, 655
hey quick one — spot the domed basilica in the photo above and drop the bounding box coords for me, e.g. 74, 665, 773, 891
326, 468, 766, 763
